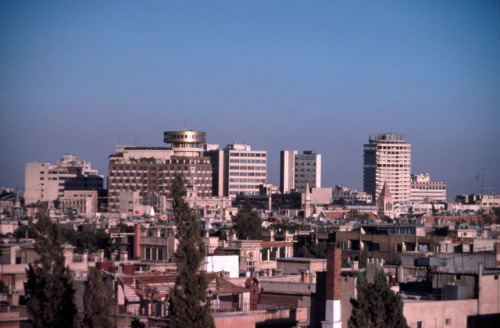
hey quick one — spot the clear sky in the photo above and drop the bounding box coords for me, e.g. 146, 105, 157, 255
1, 1, 499, 200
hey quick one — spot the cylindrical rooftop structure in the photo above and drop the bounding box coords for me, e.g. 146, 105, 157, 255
163, 130, 206, 157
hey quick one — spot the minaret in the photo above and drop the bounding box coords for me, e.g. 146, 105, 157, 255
134, 224, 142, 260
377, 182, 394, 219
304, 183, 312, 218
322, 243, 342, 328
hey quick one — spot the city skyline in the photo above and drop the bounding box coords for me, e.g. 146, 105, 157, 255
1, 1, 499, 199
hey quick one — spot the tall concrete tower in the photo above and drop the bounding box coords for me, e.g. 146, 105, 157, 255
280, 150, 321, 194
363, 133, 411, 204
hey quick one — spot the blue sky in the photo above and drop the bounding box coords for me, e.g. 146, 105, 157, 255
1, 1, 499, 200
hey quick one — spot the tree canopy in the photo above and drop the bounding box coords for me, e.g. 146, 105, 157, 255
81, 267, 114, 328
25, 212, 80, 328
60, 228, 114, 254
232, 200, 263, 240
348, 268, 409, 328
168, 174, 215, 328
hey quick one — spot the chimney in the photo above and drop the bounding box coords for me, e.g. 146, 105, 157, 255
120, 250, 128, 262
134, 224, 141, 260
322, 243, 342, 328
495, 243, 500, 267
245, 277, 260, 311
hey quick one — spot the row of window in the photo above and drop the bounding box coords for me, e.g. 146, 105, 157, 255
229, 159, 267, 164
229, 179, 266, 183
229, 153, 266, 157
228, 166, 266, 170
229, 172, 266, 177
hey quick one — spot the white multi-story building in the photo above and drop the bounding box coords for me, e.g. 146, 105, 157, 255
363, 134, 411, 204
225, 143, 267, 197
410, 173, 447, 203
280, 150, 321, 194
24, 154, 103, 205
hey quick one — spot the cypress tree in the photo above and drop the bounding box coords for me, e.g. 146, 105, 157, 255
81, 267, 114, 328
25, 212, 80, 328
348, 268, 409, 328
168, 174, 215, 328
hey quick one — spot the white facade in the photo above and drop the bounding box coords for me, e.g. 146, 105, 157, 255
410, 173, 447, 203
225, 143, 267, 197
204, 255, 239, 278
280, 150, 297, 193
363, 134, 411, 204
332, 185, 372, 204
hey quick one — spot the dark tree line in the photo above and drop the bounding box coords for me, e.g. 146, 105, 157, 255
25, 213, 113, 328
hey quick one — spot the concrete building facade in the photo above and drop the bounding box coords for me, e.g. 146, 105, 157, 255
108, 130, 212, 213
280, 150, 321, 194
24, 154, 103, 205
363, 133, 411, 204
205, 143, 267, 198
332, 185, 373, 204
410, 173, 447, 203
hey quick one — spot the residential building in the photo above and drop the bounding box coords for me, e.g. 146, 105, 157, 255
331, 185, 373, 204
363, 133, 411, 204
24, 154, 103, 206
456, 193, 500, 214
280, 150, 321, 193
60, 190, 98, 216
107, 130, 212, 213
410, 173, 447, 203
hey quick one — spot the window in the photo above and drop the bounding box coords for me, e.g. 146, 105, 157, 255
445, 318, 452, 325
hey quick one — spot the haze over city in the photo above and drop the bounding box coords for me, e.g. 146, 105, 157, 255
1, 1, 499, 199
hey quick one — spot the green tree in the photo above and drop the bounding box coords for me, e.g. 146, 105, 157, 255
61, 228, 114, 254
232, 200, 263, 240
168, 175, 215, 328
359, 247, 369, 269
25, 212, 80, 328
13, 222, 34, 241
348, 268, 408, 328
81, 267, 114, 328
130, 318, 146, 328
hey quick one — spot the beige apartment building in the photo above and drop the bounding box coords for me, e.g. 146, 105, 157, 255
363, 133, 411, 204
24, 154, 103, 206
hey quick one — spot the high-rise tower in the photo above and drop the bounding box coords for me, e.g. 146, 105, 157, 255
280, 150, 321, 194
363, 134, 411, 204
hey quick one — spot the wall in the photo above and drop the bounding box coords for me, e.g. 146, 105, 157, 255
403, 299, 477, 328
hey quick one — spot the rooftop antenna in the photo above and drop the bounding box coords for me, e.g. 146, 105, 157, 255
476, 170, 493, 194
